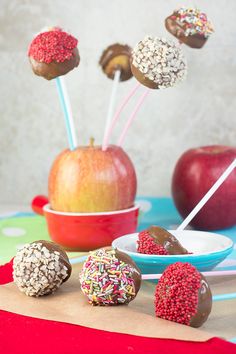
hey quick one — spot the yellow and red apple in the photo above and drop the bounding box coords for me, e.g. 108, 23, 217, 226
49, 142, 137, 213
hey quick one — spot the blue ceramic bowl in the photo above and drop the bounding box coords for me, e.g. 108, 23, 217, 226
112, 230, 234, 274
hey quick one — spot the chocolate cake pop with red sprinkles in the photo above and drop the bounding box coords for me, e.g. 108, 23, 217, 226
155, 262, 212, 327
137, 226, 189, 255
28, 28, 80, 80
79, 248, 141, 306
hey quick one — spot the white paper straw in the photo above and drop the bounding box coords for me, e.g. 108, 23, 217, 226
177, 159, 236, 231
102, 70, 121, 151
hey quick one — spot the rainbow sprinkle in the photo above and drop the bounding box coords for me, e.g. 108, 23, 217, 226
172, 7, 214, 38
79, 249, 137, 306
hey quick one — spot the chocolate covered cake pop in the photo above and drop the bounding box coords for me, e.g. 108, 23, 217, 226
28, 28, 80, 80
155, 262, 212, 327
131, 36, 187, 89
99, 43, 133, 81
80, 248, 141, 306
165, 7, 214, 49
137, 226, 189, 255
13, 240, 71, 297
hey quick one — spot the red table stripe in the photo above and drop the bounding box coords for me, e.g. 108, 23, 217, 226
0, 260, 235, 354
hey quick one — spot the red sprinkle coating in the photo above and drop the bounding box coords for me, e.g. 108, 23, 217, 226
137, 230, 168, 255
28, 30, 78, 64
155, 262, 201, 325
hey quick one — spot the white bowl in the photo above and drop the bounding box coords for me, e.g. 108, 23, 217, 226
112, 230, 233, 274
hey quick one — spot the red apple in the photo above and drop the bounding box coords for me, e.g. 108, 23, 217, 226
48, 141, 137, 212
172, 145, 236, 230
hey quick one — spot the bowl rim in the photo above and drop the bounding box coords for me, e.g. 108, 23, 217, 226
112, 230, 234, 258
43, 203, 139, 216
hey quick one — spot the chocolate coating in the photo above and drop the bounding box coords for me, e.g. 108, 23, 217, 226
165, 15, 207, 49
131, 62, 158, 89
38, 240, 72, 281
190, 274, 212, 327
114, 249, 142, 294
148, 226, 189, 255
29, 47, 80, 80
99, 43, 133, 81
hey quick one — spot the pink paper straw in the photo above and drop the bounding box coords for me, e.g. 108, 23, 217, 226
142, 269, 236, 280
102, 83, 141, 151
117, 88, 150, 147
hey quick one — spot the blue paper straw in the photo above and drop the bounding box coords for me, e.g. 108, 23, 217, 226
55, 76, 77, 150
70, 255, 87, 265
213, 292, 236, 302
230, 337, 236, 343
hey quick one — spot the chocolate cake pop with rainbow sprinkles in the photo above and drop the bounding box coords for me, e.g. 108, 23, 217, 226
155, 262, 212, 327
165, 7, 214, 48
28, 27, 80, 80
79, 248, 141, 306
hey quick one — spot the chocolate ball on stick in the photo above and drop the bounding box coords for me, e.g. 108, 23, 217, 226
28, 28, 80, 80
13, 240, 72, 296
137, 226, 189, 255
99, 43, 133, 81
130, 36, 187, 89
155, 262, 212, 327
80, 248, 141, 306
165, 7, 214, 49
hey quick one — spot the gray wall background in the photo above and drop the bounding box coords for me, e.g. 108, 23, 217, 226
0, 0, 236, 204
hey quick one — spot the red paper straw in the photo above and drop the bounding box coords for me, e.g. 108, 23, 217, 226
117, 89, 150, 147
102, 83, 141, 151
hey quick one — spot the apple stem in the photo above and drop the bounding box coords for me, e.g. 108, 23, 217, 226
90, 137, 95, 147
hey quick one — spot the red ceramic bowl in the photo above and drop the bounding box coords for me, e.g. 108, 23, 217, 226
43, 204, 139, 251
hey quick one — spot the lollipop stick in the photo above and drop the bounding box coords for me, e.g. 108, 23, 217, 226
177, 159, 236, 231
102, 69, 121, 151
102, 82, 141, 151
55, 76, 77, 150
142, 269, 236, 281
117, 89, 150, 147
213, 293, 236, 302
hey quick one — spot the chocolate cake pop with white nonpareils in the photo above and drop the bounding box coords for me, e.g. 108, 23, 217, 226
137, 226, 189, 255
165, 7, 214, 49
13, 240, 71, 296
155, 262, 212, 327
80, 248, 141, 306
99, 43, 133, 81
28, 28, 80, 80
131, 36, 187, 89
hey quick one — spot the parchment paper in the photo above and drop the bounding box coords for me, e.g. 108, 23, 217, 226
0, 264, 235, 341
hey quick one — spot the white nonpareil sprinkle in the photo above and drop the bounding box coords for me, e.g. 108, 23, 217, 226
13, 242, 69, 297
132, 36, 187, 88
